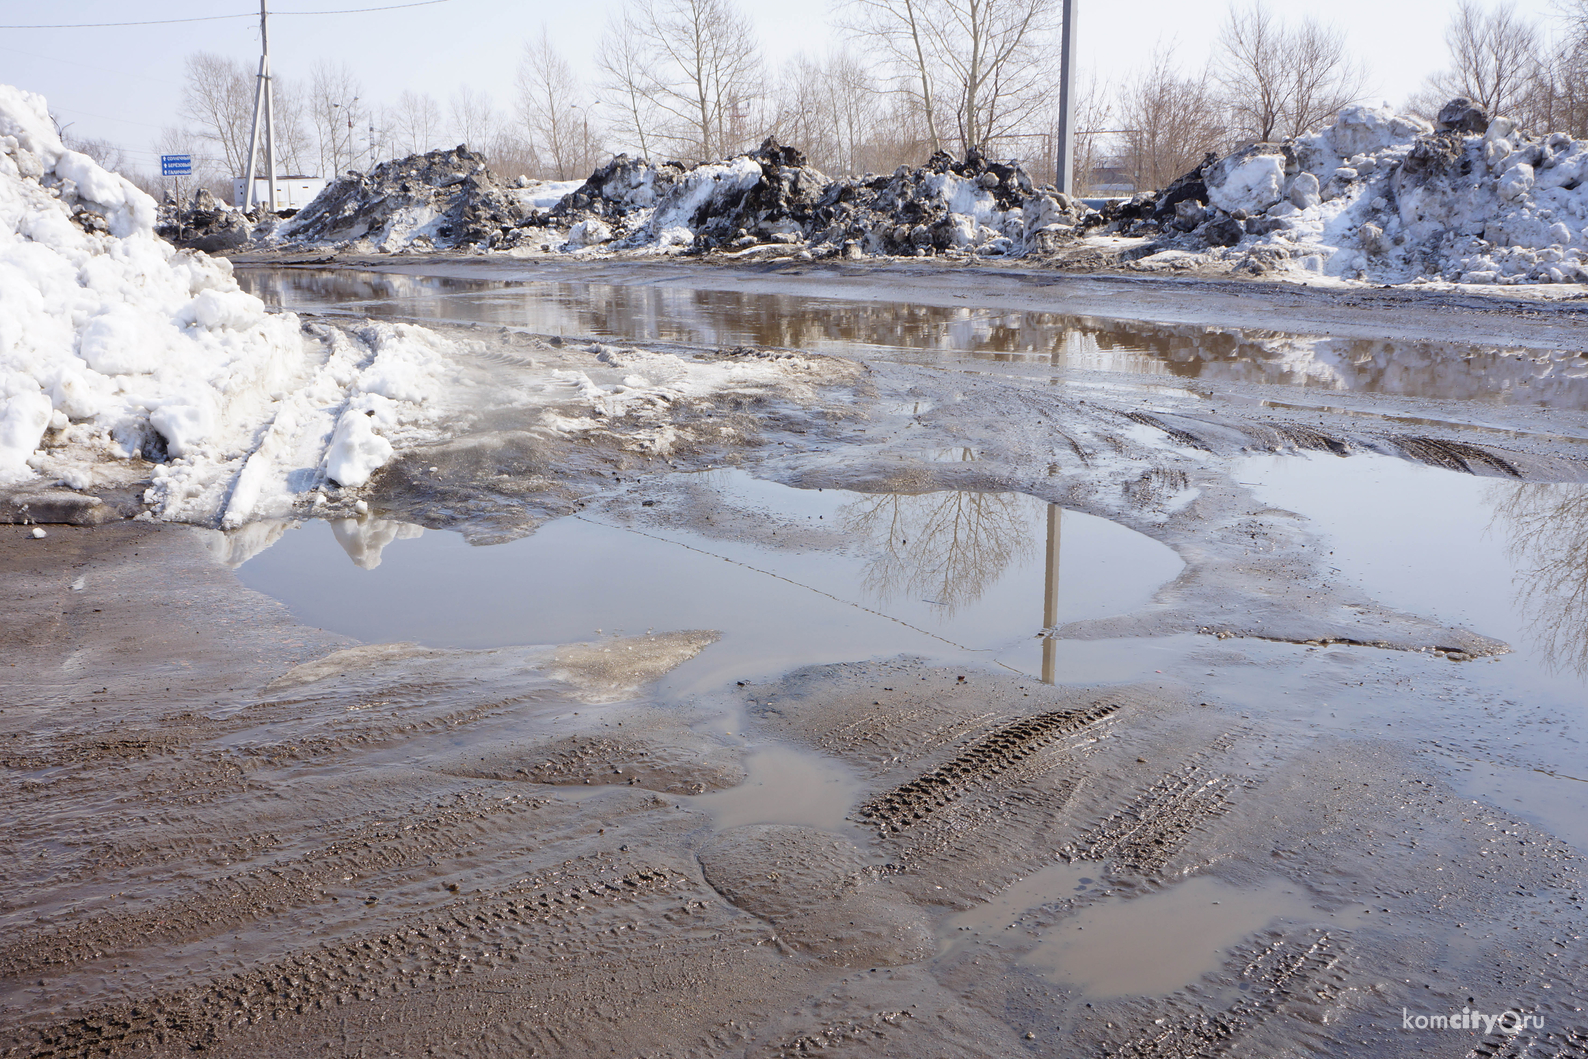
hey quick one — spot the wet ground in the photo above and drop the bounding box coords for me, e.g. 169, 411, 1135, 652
5, 262, 1588, 1057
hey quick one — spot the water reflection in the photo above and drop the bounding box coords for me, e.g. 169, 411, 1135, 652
838, 491, 1033, 616
1492, 482, 1588, 676
238, 267, 1588, 408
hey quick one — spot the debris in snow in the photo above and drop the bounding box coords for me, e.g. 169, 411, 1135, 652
155, 187, 256, 253
1086, 99, 1588, 285
274, 146, 557, 252
262, 136, 1076, 260
535, 139, 1061, 258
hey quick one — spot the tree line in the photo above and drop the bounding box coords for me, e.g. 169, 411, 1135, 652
79, 0, 1588, 203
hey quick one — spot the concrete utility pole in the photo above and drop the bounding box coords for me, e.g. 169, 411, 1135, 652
242, 0, 278, 210
1041, 504, 1062, 684
1055, 0, 1079, 195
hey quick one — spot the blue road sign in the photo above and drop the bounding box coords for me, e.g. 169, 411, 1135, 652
160, 154, 192, 176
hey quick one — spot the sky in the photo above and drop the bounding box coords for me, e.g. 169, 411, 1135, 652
0, 0, 1571, 176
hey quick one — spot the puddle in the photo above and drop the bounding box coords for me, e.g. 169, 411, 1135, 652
683, 744, 863, 832
939, 861, 1093, 952
955, 874, 1315, 997
1239, 452, 1588, 694
236, 267, 1588, 407
1235, 451, 1588, 848
232, 474, 1183, 693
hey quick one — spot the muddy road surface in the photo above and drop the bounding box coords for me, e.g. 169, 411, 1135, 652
4, 264, 1587, 1057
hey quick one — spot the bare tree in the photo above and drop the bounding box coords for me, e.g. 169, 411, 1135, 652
844, 0, 944, 152
517, 27, 583, 179
1421, 0, 1540, 117
179, 53, 255, 177
1118, 47, 1227, 192
449, 85, 498, 151
392, 91, 443, 155
1069, 69, 1111, 193
310, 61, 365, 177
630, 0, 764, 159
1492, 482, 1588, 677
596, 11, 657, 158
844, 0, 1060, 156
1217, 2, 1364, 143
839, 491, 1032, 616
771, 51, 885, 175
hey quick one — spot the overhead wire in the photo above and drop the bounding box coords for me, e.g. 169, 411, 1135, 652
0, 1, 453, 30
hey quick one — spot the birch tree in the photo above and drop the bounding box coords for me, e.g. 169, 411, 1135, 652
843, 0, 1060, 156
449, 86, 498, 151
1216, 2, 1364, 143
596, 11, 657, 158
1422, 0, 1540, 117
517, 27, 583, 178
630, 0, 763, 159
1118, 47, 1226, 191
393, 91, 443, 155
179, 53, 255, 177
310, 61, 364, 176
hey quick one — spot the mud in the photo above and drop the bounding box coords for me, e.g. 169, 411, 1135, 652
6, 264, 1588, 1057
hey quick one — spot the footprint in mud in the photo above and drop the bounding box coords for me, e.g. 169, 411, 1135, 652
697, 824, 933, 967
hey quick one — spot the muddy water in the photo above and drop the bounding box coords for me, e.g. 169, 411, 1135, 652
233, 474, 1184, 691
236, 267, 1588, 408
1014, 876, 1316, 997
942, 868, 1315, 997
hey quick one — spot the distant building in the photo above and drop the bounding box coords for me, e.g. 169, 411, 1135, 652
1087, 159, 1135, 196
231, 176, 327, 211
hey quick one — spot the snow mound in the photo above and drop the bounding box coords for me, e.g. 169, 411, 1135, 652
0, 83, 461, 526
516, 139, 1068, 259
1093, 100, 1588, 286
274, 146, 534, 252
259, 137, 1070, 261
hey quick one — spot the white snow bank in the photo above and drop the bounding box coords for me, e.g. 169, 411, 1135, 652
0, 83, 457, 524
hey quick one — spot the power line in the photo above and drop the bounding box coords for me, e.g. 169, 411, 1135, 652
0, 1, 452, 30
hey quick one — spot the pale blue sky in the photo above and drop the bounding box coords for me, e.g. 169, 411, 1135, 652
0, 0, 1569, 174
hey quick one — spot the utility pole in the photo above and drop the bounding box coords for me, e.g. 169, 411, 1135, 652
1041, 504, 1062, 684
1054, 0, 1078, 194
241, 0, 277, 210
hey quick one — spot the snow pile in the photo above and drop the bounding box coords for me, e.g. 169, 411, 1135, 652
805, 148, 1056, 257
0, 82, 465, 526
524, 139, 1061, 258
527, 139, 828, 254
155, 187, 255, 253
274, 146, 537, 252
1103, 98, 1588, 285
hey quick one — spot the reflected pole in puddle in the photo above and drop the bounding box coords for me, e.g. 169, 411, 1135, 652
1042, 504, 1061, 684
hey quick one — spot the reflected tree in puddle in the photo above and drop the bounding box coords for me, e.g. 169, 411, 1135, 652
838, 491, 1034, 616
1491, 482, 1588, 675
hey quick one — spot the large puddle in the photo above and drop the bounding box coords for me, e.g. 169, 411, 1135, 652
236, 267, 1588, 409
233, 473, 1184, 693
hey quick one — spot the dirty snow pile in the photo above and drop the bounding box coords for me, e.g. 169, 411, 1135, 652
0, 83, 462, 526
155, 187, 255, 253
261, 136, 1075, 259
1108, 97, 1588, 285
271, 146, 557, 253
532, 139, 1074, 258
